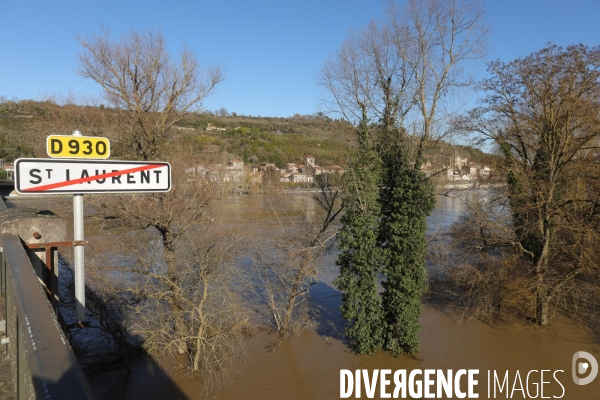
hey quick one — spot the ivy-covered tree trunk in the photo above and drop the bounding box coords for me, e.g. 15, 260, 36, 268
336, 118, 436, 356
378, 143, 435, 356
501, 141, 554, 326
334, 118, 385, 354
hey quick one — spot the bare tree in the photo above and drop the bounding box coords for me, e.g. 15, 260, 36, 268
75, 150, 249, 396
77, 28, 246, 376
77, 27, 224, 161
318, 20, 414, 139
65, 208, 248, 395
389, 0, 488, 161
216, 107, 229, 117
123, 222, 248, 394
319, 0, 489, 162
455, 44, 600, 325
90, 150, 228, 354
248, 176, 342, 342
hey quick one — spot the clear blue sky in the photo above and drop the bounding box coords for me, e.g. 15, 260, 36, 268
1, 0, 599, 118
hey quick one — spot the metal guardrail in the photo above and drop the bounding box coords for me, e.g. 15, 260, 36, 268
1, 233, 94, 399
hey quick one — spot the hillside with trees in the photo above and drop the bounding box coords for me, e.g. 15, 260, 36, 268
0, 99, 496, 176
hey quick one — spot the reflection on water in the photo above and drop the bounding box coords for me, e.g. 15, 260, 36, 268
78, 192, 600, 399
428, 193, 467, 234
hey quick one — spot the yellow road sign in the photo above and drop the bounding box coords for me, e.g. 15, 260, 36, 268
46, 135, 110, 159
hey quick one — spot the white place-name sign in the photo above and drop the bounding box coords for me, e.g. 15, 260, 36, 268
15, 158, 171, 194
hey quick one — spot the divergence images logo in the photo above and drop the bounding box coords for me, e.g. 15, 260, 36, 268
572, 351, 598, 385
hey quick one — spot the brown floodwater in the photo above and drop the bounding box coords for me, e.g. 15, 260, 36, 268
87, 304, 600, 399
6, 193, 600, 399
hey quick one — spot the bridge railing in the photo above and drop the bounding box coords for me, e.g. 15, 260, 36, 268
1, 230, 94, 399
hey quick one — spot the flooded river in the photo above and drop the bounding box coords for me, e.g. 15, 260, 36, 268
8, 193, 600, 399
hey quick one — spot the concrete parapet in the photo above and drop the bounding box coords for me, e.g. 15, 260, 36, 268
0, 205, 66, 310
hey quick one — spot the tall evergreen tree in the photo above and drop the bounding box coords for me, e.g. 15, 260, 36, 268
378, 135, 435, 355
334, 117, 386, 354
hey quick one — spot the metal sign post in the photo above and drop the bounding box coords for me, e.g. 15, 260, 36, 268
14, 131, 171, 326
72, 131, 86, 322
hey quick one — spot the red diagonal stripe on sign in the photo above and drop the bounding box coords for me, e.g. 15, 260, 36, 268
23, 164, 164, 192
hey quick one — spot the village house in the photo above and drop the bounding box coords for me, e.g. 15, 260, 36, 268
224, 159, 244, 182
454, 155, 468, 169
321, 165, 346, 175
252, 155, 345, 184
290, 173, 314, 183
258, 163, 276, 172
205, 122, 226, 131
479, 166, 491, 178
189, 159, 245, 183
227, 159, 243, 169
285, 163, 299, 174
280, 173, 292, 183
442, 155, 492, 181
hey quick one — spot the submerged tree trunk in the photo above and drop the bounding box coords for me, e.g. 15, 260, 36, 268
161, 231, 187, 354
192, 279, 208, 371
535, 227, 551, 326
536, 291, 550, 326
